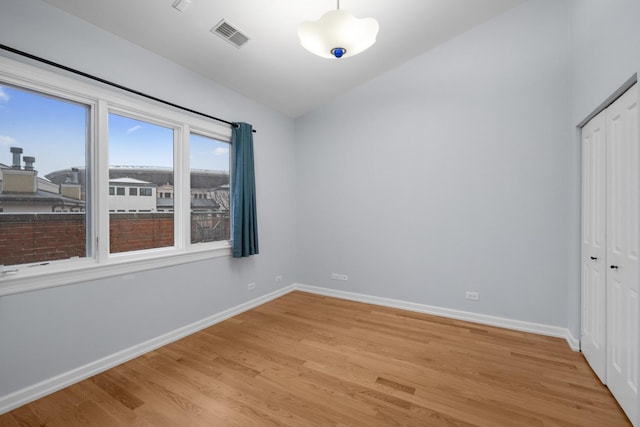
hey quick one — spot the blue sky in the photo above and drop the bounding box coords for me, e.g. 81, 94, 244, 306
109, 114, 230, 172
0, 85, 86, 176
0, 85, 229, 178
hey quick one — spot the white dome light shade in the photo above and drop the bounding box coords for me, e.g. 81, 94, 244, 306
298, 9, 379, 59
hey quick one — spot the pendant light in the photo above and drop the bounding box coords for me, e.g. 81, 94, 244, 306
298, 0, 379, 59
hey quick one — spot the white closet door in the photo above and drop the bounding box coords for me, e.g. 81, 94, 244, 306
581, 109, 608, 382
606, 83, 638, 424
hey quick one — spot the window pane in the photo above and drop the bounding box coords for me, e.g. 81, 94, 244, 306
190, 133, 230, 244
108, 113, 174, 253
0, 84, 88, 266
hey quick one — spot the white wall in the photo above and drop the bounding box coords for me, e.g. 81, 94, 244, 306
295, 1, 570, 327
0, 0, 296, 401
567, 1, 640, 423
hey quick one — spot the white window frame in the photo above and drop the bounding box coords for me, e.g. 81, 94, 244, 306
0, 56, 232, 297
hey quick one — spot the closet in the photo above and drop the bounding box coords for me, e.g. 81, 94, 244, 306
581, 83, 638, 425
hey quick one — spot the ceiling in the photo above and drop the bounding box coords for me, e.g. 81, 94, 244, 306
42, 0, 524, 118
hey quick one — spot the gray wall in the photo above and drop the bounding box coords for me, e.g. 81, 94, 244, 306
295, 1, 571, 327
0, 0, 296, 397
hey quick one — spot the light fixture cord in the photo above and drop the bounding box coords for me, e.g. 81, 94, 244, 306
337, 0, 340, 10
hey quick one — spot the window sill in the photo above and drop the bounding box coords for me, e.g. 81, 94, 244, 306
0, 243, 231, 297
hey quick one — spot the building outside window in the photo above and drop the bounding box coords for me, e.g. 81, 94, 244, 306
190, 133, 230, 244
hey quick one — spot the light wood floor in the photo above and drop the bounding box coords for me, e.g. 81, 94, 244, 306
0, 291, 631, 426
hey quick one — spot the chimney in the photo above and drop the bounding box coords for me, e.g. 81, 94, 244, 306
1, 169, 37, 193
10, 147, 22, 169
65, 168, 80, 184
1, 158, 37, 195
60, 167, 82, 200
23, 156, 35, 171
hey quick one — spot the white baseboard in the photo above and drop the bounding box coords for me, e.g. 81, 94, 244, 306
1, 282, 580, 415
564, 330, 580, 352
294, 284, 580, 352
0, 284, 296, 415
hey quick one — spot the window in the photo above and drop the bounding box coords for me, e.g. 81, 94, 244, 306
0, 57, 233, 293
190, 133, 230, 244
108, 113, 173, 254
0, 84, 89, 266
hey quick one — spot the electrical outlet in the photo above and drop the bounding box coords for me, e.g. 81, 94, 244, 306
331, 273, 348, 281
248, 282, 256, 291
465, 291, 479, 301
275, 275, 282, 283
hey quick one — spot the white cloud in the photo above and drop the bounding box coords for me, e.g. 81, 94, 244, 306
213, 147, 229, 156
126, 125, 143, 134
0, 87, 9, 103
0, 135, 17, 146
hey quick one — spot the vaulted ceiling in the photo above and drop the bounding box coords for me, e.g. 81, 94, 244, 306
42, 0, 524, 117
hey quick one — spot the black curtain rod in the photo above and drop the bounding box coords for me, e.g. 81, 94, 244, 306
0, 43, 256, 133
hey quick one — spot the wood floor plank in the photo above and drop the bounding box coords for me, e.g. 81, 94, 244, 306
0, 414, 21, 427
0, 291, 631, 426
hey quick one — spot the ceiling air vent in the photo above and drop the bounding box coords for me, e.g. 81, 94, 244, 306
211, 20, 250, 49
171, 0, 191, 13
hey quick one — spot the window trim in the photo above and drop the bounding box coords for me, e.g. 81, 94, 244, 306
0, 55, 233, 297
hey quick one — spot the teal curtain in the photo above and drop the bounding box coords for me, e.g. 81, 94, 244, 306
231, 122, 259, 257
